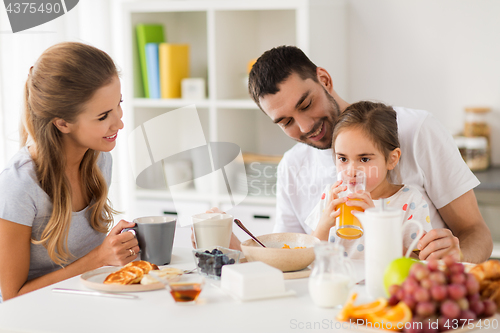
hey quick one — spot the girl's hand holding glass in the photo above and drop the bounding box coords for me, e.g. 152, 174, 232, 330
313, 181, 348, 241
345, 190, 376, 211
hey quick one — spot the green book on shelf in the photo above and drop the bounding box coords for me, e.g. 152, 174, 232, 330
136, 24, 165, 98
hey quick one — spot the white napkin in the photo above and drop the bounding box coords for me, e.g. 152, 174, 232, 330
304, 184, 332, 231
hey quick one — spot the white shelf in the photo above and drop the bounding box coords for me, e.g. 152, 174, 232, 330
123, 0, 328, 13
218, 193, 276, 206
116, 0, 346, 218
131, 98, 258, 110
136, 189, 276, 206
132, 98, 211, 108
136, 188, 210, 202
215, 99, 258, 109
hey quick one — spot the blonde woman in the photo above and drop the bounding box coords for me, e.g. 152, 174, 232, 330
0, 42, 138, 301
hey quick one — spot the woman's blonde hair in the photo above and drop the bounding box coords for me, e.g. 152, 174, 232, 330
21, 42, 118, 265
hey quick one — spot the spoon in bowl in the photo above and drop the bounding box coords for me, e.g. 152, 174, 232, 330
233, 219, 266, 248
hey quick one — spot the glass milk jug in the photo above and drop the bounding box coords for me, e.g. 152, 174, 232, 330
309, 242, 354, 308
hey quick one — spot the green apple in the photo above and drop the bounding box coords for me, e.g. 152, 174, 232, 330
383, 257, 418, 296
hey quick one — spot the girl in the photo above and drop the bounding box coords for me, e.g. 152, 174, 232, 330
308, 101, 433, 259
0, 42, 139, 301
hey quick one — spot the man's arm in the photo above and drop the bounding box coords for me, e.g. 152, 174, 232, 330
418, 190, 492, 263
439, 189, 492, 263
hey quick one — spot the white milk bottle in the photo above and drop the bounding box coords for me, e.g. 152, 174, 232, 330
309, 242, 354, 308
356, 207, 423, 299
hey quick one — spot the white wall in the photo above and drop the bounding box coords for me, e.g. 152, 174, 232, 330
0, 0, 126, 214
346, 0, 500, 165
1, 0, 499, 169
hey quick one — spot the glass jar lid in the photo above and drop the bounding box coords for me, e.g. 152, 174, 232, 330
465, 137, 488, 150
454, 136, 467, 148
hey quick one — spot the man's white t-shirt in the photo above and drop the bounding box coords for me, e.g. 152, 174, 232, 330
273, 106, 480, 234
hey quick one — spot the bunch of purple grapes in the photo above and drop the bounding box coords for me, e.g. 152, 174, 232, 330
388, 256, 497, 332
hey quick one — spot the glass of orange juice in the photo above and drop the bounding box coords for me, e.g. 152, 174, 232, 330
336, 169, 366, 239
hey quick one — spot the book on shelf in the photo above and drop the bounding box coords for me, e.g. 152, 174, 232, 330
159, 43, 190, 99
145, 43, 161, 99
136, 24, 164, 98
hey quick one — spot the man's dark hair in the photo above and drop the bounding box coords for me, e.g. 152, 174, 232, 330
248, 45, 318, 110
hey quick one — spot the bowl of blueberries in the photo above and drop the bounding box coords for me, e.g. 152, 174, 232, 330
192, 246, 241, 280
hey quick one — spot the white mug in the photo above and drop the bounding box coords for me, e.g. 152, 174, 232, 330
192, 213, 233, 249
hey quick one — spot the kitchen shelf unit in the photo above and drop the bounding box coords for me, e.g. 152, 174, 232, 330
114, 0, 347, 243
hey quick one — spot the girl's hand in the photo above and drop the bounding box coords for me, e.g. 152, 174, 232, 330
345, 191, 376, 210
96, 220, 139, 267
313, 181, 347, 240
206, 207, 224, 214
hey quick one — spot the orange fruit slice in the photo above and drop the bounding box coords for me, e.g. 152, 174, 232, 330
350, 298, 388, 319
336, 292, 358, 322
365, 301, 412, 332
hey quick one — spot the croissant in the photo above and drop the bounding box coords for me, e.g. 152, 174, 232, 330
482, 260, 500, 280
103, 260, 159, 285
104, 266, 143, 285
124, 260, 159, 274
470, 259, 500, 309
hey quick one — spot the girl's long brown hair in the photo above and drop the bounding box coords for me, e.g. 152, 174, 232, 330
21, 42, 118, 265
332, 101, 401, 183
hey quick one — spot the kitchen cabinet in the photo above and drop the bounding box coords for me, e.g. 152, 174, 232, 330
220, 202, 276, 240
112, 0, 347, 227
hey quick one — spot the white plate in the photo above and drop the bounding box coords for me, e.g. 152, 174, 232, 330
80, 266, 165, 293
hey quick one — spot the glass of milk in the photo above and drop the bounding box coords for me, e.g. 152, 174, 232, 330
309, 242, 354, 308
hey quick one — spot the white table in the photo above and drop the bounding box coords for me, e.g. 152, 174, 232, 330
0, 248, 497, 333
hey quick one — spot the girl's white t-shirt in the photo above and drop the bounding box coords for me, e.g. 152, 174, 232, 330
304, 184, 433, 259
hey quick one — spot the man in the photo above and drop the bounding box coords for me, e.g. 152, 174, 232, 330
245, 45, 491, 263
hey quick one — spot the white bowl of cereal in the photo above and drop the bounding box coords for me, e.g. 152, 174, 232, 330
240, 233, 320, 272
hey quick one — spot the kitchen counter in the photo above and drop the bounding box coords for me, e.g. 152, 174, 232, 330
473, 166, 500, 259
491, 244, 500, 259
475, 166, 500, 191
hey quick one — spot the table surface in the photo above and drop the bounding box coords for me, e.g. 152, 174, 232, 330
0, 247, 498, 333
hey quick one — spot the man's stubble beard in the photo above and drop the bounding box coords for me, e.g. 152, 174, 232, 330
298, 88, 340, 150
